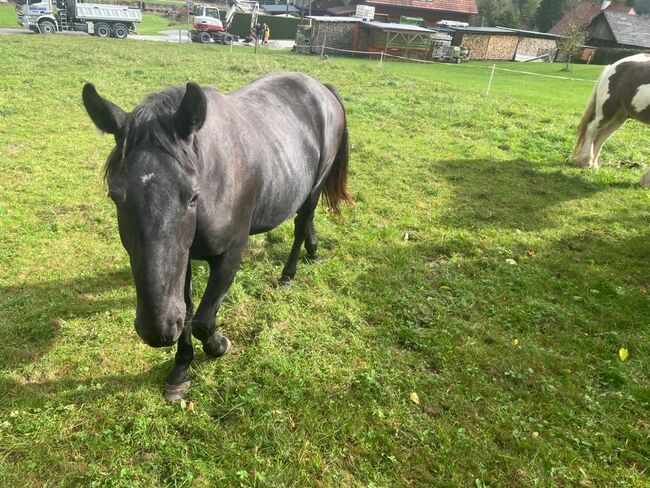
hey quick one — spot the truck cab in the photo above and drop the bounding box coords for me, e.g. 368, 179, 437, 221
15, 0, 141, 38
15, 0, 59, 33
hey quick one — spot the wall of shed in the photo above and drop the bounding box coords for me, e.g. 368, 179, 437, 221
368, 5, 471, 27
485, 34, 518, 60
454, 33, 489, 59
310, 21, 356, 53
587, 16, 616, 42
514, 37, 558, 59
454, 32, 520, 60
361, 29, 432, 58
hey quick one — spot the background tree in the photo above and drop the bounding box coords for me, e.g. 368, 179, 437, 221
558, 27, 588, 71
632, 0, 650, 13
535, 0, 564, 31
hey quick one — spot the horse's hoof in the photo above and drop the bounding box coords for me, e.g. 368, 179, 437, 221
164, 381, 191, 402
279, 275, 292, 287
306, 253, 320, 263
574, 159, 591, 168
203, 334, 231, 359
640, 170, 650, 187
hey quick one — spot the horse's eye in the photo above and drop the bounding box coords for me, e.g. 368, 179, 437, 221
108, 189, 125, 203
189, 192, 200, 208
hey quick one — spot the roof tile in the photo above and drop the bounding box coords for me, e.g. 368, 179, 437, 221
367, 0, 478, 15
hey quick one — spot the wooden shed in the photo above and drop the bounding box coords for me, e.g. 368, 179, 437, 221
358, 21, 437, 59
306, 16, 361, 53
304, 16, 436, 59
450, 26, 559, 61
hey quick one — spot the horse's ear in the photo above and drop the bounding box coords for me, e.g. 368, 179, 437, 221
82, 83, 127, 136
174, 82, 207, 139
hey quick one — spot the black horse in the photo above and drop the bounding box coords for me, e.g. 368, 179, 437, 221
82, 72, 351, 401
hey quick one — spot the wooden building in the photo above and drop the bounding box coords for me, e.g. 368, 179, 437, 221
303, 16, 436, 59
364, 0, 478, 27
297, 0, 477, 26
549, 1, 637, 36
586, 11, 650, 49
450, 27, 559, 61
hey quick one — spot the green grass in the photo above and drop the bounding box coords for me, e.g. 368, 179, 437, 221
0, 3, 17, 28
0, 35, 649, 487
137, 12, 184, 35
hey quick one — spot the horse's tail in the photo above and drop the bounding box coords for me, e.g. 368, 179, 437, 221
322, 84, 352, 215
572, 80, 598, 161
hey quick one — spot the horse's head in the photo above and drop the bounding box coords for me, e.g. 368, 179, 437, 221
82, 83, 207, 347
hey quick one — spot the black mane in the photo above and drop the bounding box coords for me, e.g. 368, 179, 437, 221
104, 86, 199, 181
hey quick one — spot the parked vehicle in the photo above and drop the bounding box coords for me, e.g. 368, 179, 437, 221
190, 1, 258, 44
15, 0, 141, 38
432, 45, 470, 63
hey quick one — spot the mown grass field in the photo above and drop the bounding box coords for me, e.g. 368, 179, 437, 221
136, 12, 183, 35
0, 3, 17, 27
0, 34, 648, 486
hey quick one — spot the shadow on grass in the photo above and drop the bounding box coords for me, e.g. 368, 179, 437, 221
0, 361, 173, 408
0, 268, 133, 370
433, 159, 605, 230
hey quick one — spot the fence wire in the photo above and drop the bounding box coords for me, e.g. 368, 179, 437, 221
294, 43, 598, 85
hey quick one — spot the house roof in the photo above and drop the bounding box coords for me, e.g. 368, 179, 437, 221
549, 1, 636, 35
600, 10, 650, 48
262, 4, 301, 13
308, 15, 362, 22
366, 0, 478, 15
326, 5, 358, 15
451, 26, 511, 34
496, 26, 563, 39
361, 20, 435, 32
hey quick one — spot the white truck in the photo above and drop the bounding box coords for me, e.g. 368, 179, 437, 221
16, 0, 142, 38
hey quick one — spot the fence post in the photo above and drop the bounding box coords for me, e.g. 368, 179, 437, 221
380, 51, 384, 68
320, 35, 327, 60
485, 64, 496, 97
179, 29, 182, 43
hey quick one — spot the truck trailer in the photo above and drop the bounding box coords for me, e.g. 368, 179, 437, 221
16, 0, 142, 38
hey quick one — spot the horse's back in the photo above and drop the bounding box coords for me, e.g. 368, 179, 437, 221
225, 73, 345, 232
596, 54, 650, 123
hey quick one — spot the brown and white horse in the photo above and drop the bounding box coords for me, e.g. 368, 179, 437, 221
572, 53, 650, 185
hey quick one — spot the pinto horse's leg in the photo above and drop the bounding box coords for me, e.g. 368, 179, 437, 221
590, 113, 627, 168
164, 260, 195, 402
280, 194, 320, 286
576, 118, 600, 168
191, 245, 246, 358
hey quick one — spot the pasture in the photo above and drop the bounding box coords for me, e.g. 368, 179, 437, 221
0, 34, 649, 486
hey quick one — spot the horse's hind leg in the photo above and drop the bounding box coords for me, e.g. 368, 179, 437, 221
280, 193, 320, 286
304, 217, 319, 261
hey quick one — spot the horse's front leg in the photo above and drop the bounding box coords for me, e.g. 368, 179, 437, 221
164, 260, 195, 402
192, 243, 247, 358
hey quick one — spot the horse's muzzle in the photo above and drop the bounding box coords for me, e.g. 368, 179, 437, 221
135, 315, 184, 348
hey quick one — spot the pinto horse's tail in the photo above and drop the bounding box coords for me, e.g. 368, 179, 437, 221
572, 81, 599, 161
323, 84, 352, 215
